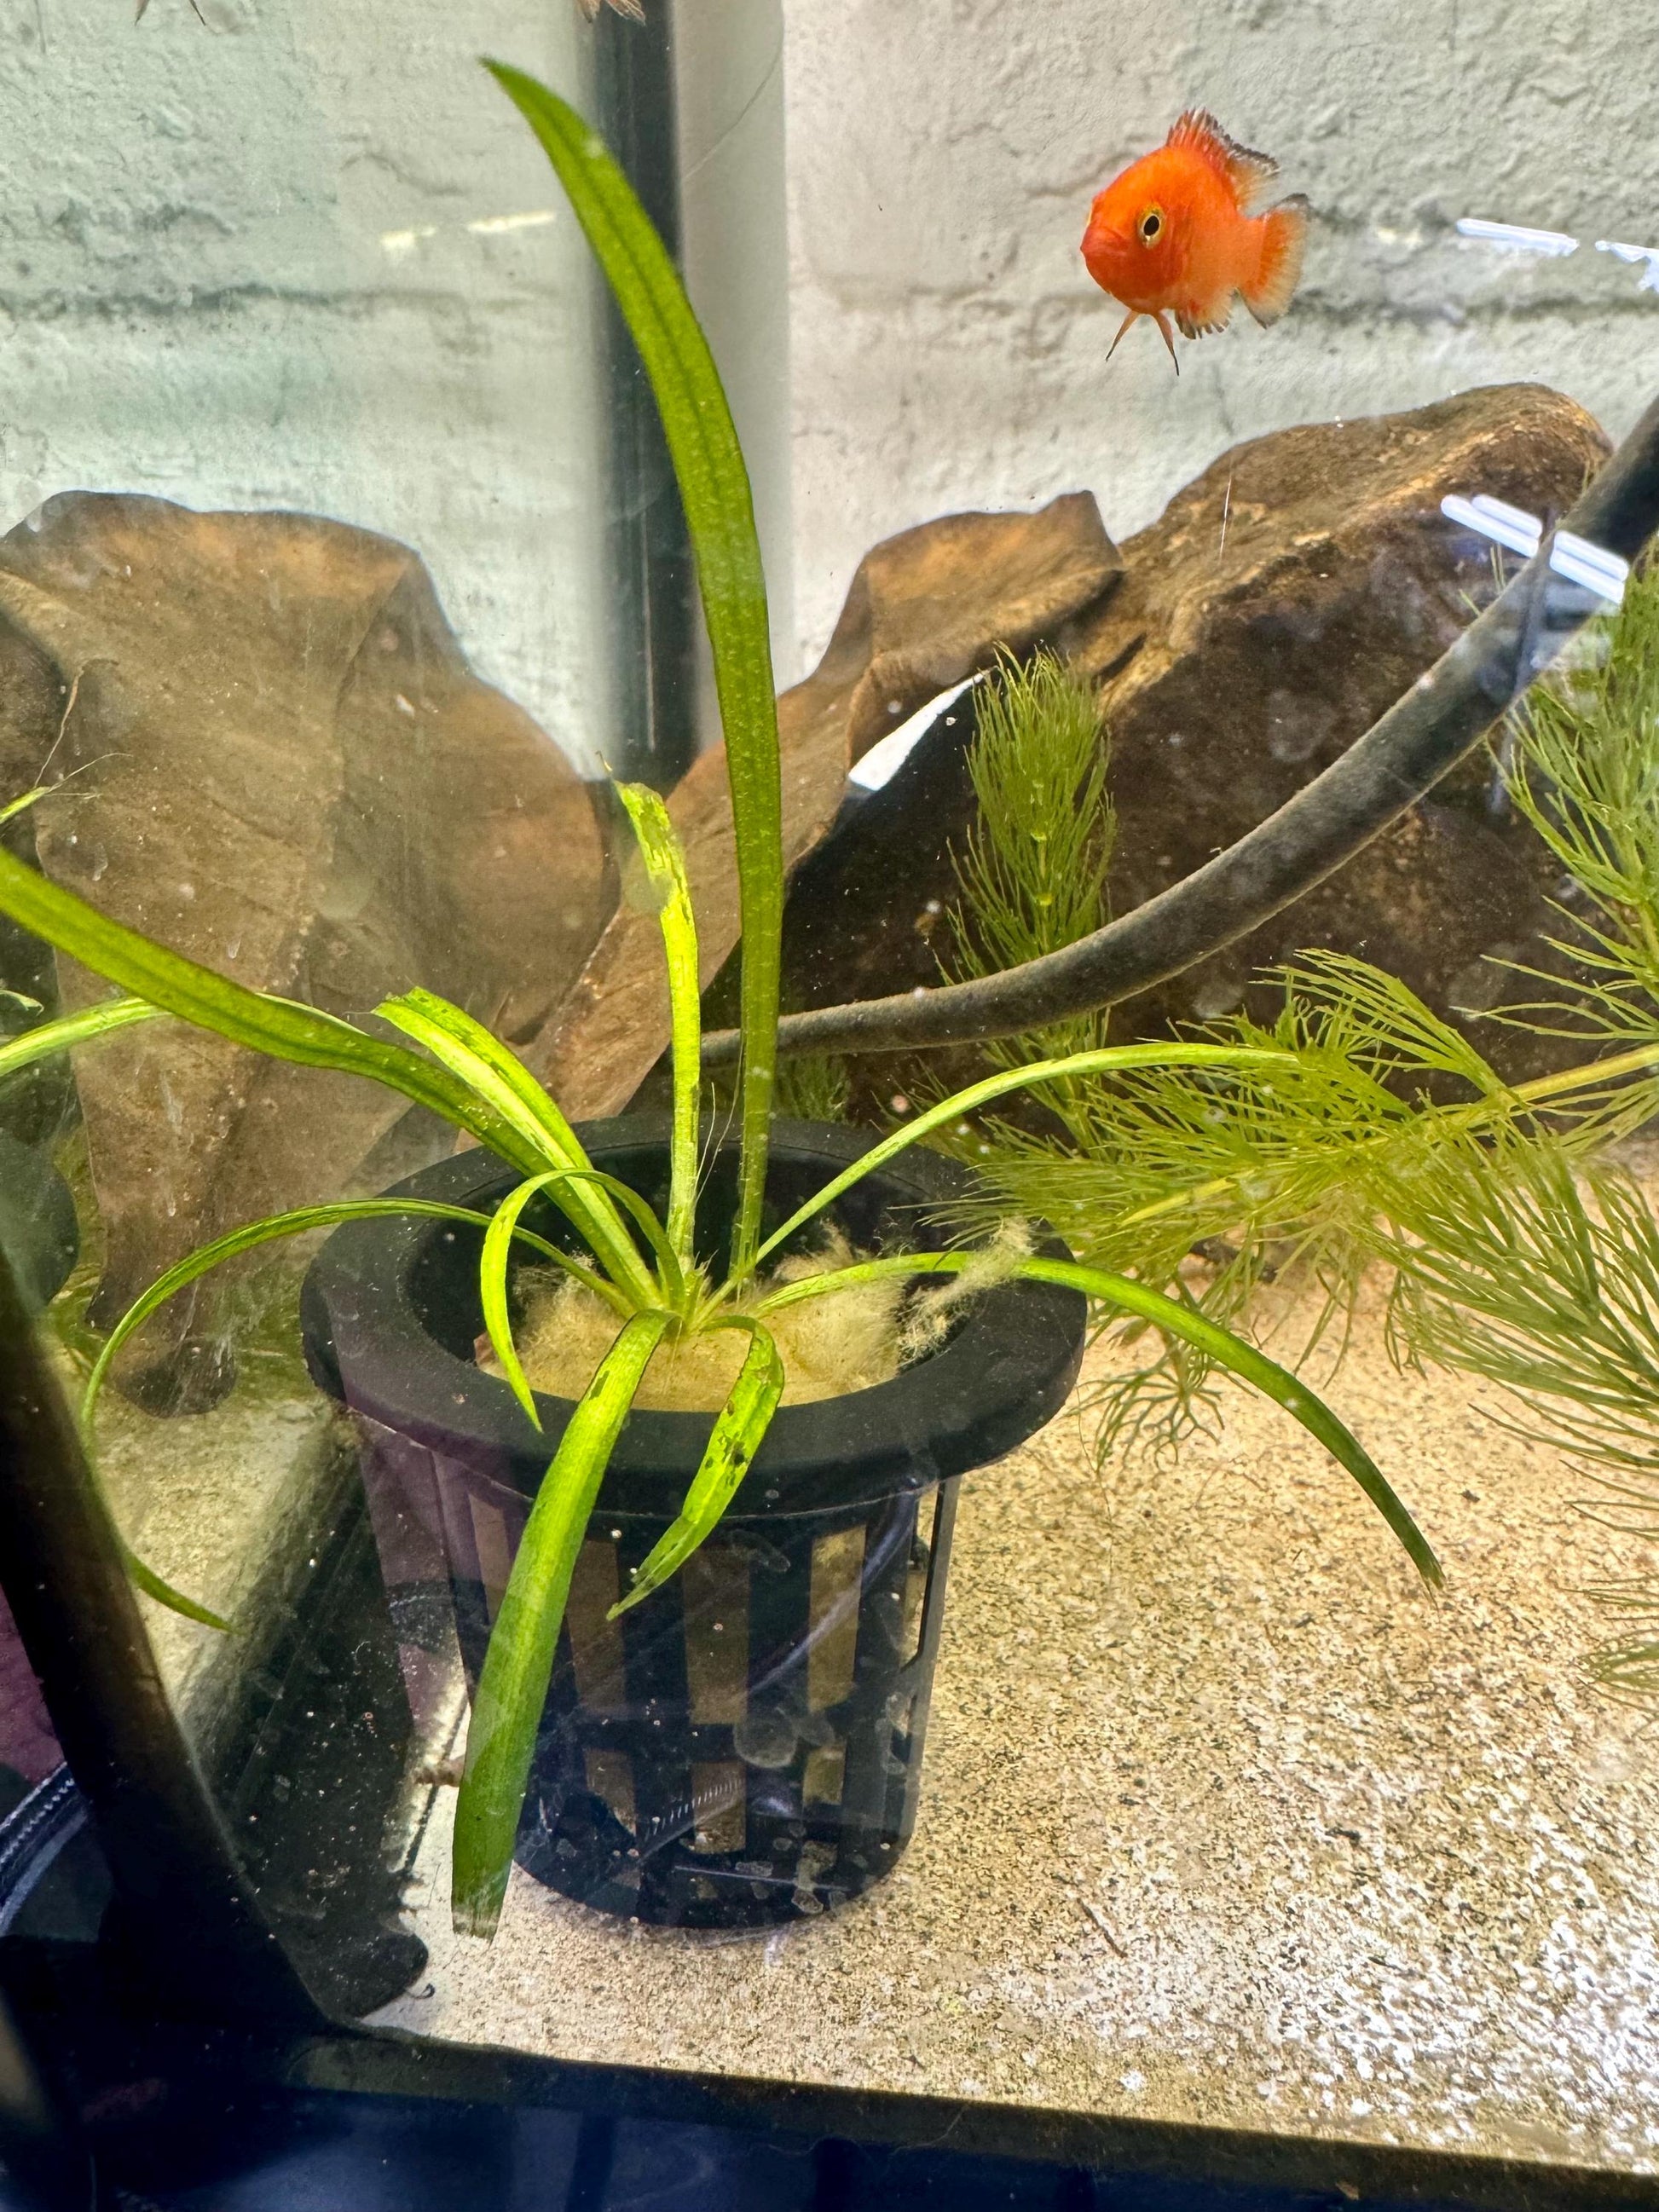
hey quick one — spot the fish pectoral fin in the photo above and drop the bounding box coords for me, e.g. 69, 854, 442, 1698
1175, 298, 1234, 340
1105, 308, 1139, 361
1153, 310, 1180, 373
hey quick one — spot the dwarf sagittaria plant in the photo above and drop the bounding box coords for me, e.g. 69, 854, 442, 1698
0, 66, 1440, 1940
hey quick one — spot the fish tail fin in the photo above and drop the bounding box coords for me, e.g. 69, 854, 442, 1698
1243, 194, 1309, 326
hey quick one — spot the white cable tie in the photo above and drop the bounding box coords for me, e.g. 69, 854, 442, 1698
1470, 492, 1547, 536
1552, 528, 1629, 588
1454, 217, 1578, 257
1440, 494, 1539, 560
1550, 536, 1627, 604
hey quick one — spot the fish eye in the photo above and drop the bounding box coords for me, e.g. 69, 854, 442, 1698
1138, 206, 1164, 244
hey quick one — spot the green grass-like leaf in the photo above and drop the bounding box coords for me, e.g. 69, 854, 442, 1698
453, 1306, 670, 1939
81, 1196, 577, 1440
373, 986, 656, 1304
951, 954, 1659, 1462
756, 1249, 1441, 1588
480, 1169, 656, 1430
78, 1196, 578, 1636
0, 995, 164, 1083
485, 62, 783, 1279
0, 784, 55, 827
121, 1546, 232, 1633
609, 1319, 784, 1618
616, 783, 702, 1273
0, 843, 543, 1174
739, 1041, 1298, 1284
481, 1178, 556, 1432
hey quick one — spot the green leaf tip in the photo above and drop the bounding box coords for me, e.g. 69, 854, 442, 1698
754, 1245, 1442, 1591
608, 1320, 784, 1619
1026, 1252, 1442, 1591
484, 56, 782, 1283
123, 1545, 234, 1635
452, 1308, 670, 1940
615, 783, 702, 1273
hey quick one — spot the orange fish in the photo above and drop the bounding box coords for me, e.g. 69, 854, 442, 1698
1082, 110, 1309, 373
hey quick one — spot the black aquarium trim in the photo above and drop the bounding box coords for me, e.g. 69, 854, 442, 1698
282, 2016, 1659, 2212
702, 386, 1659, 1062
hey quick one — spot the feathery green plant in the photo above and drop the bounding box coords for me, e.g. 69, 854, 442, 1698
1500, 563, 1659, 1040
945, 650, 1116, 1071
0, 71, 1441, 1940
951, 561, 1659, 1682
947, 946, 1659, 1455
773, 1052, 851, 1123
1371, 1140, 1659, 1697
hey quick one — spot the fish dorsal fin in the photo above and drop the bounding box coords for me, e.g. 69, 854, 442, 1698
1165, 108, 1279, 210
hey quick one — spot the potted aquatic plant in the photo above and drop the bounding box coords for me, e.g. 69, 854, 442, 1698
0, 66, 1437, 1942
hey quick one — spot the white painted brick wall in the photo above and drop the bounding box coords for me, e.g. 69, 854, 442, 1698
4, 2, 1648, 741
0, 0, 790, 772
782, 0, 1659, 673
0, 0, 628, 757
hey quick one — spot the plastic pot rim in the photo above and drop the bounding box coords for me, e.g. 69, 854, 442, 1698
300, 1114, 1088, 1521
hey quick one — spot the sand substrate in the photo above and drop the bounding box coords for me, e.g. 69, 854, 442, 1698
371, 1275, 1659, 2180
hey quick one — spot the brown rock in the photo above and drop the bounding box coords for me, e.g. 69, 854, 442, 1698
0, 494, 611, 1406
1067, 381, 1610, 1050
536, 491, 1122, 1117
821, 490, 1124, 765
767, 384, 1611, 1107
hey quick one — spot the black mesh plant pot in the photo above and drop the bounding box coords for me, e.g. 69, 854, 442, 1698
301, 1118, 1085, 1930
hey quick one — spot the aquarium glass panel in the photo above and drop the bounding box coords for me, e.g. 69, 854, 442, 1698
3, 0, 1659, 2196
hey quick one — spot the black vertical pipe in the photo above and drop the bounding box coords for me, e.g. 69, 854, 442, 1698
0, 1251, 322, 2028
592, 9, 699, 790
